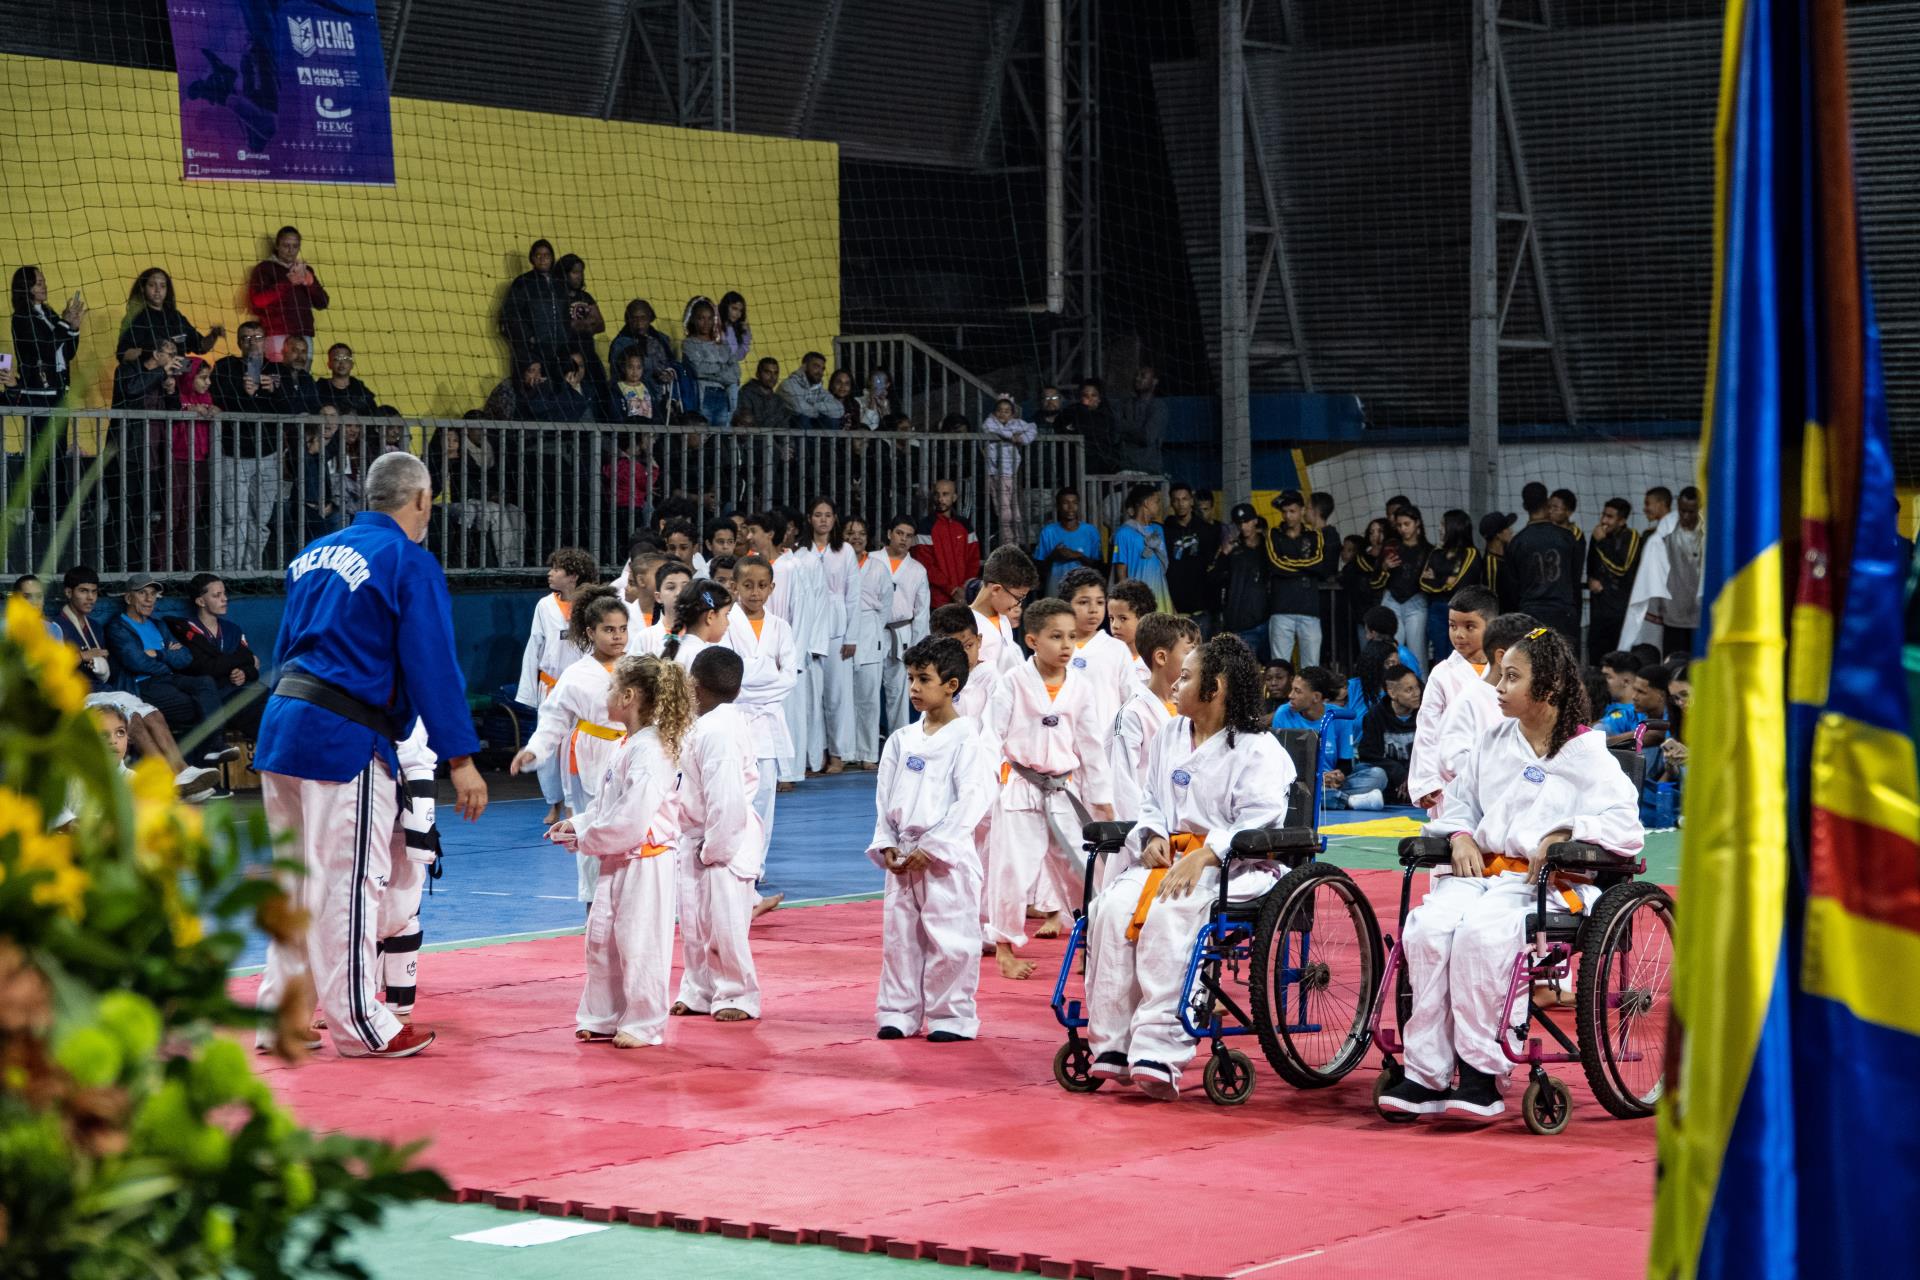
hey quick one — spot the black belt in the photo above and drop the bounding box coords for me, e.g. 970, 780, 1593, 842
272, 670, 401, 741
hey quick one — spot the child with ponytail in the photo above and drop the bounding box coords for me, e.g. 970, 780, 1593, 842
661, 577, 734, 669
548, 655, 695, 1047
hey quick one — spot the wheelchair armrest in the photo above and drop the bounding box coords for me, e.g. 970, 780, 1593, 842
1228, 826, 1318, 858
1081, 821, 1137, 848
1545, 840, 1644, 874
1398, 836, 1452, 868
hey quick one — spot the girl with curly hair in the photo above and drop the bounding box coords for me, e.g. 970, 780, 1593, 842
548, 655, 694, 1047
1081, 634, 1298, 1100
1380, 626, 1644, 1122
510, 585, 631, 904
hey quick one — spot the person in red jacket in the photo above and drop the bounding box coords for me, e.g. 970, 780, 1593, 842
247, 225, 330, 362
913, 478, 981, 609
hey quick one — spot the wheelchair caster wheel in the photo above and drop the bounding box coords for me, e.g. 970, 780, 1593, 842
1522, 1075, 1574, 1135
1053, 1041, 1103, 1093
1203, 1049, 1256, 1106
1373, 1064, 1418, 1124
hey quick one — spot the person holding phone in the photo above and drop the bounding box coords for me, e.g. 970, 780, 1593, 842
211, 321, 288, 570
248, 225, 330, 362
115, 267, 223, 364
9, 265, 84, 407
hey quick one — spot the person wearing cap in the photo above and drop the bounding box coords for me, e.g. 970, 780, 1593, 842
1209, 502, 1273, 658
167, 573, 263, 737
103, 575, 226, 755
252, 451, 486, 1060
1264, 488, 1332, 669
1502, 482, 1582, 644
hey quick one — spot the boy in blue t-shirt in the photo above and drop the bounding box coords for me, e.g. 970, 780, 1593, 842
1270, 665, 1385, 810
1032, 487, 1104, 598
1597, 649, 1646, 745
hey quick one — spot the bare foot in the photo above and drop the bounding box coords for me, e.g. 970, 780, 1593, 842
611, 1031, 653, 1048
670, 1001, 696, 1016
1025, 906, 1050, 919
575, 1029, 613, 1042
824, 756, 845, 775
996, 944, 1036, 980
1032, 914, 1063, 940
713, 1008, 754, 1022
752, 892, 785, 920
777, 781, 797, 793
544, 803, 565, 826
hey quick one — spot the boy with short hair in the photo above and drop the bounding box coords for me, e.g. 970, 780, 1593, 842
981, 597, 1115, 978
516, 546, 596, 826
674, 647, 767, 1021
1033, 487, 1104, 597
1406, 585, 1500, 812
1106, 578, 1158, 689
1273, 666, 1384, 810
868, 636, 998, 1041
1357, 664, 1423, 805
970, 545, 1039, 675
722, 554, 798, 874
1434, 613, 1539, 789
1059, 566, 1136, 732
1596, 650, 1645, 742
879, 515, 932, 734
931, 604, 995, 719
700, 519, 736, 575
1111, 612, 1200, 822
1262, 658, 1295, 716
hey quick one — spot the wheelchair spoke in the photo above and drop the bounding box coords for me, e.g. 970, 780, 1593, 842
1604, 895, 1672, 1105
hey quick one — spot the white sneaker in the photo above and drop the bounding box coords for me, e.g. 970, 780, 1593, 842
175, 765, 218, 795
1350, 790, 1385, 811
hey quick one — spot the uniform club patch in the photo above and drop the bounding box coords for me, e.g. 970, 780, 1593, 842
1522, 765, 1546, 784
1041, 715, 1060, 727
1071, 656, 1087, 669
906, 755, 926, 772
1172, 769, 1192, 787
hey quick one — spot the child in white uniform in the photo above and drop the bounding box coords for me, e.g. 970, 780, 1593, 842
968, 545, 1039, 676
673, 647, 768, 1021
844, 517, 892, 768
512, 587, 630, 903
932, 604, 998, 721
630, 560, 692, 656
515, 547, 594, 825
980, 596, 1115, 979
1379, 628, 1643, 1120
804, 498, 863, 773
767, 513, 829, 782
1434, 612, 1537, 788
1406, 585, 1497, 811
868, 637, 998, 1041
724, 555, 797, 890
548, 655, 693, 1047
878, 516, 932, 735
1106, 579, 1158, 692
1109, 612, 1199, 824
661, 578, 733, 671
1058, 567, 1141, 735
1083, 634, 1294, 1099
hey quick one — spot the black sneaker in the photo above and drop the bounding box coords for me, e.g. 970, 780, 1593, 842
1129, 1059, 1180, 1100
1443, 1064, 1507, 1117
1088, 1051, 1130, 1083
876, 1026, 907, 1040
1378, 1075, 1451, 1116
926, 1030, 971, 1043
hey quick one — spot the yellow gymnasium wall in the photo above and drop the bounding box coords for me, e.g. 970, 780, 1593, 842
0, 53, 840, 430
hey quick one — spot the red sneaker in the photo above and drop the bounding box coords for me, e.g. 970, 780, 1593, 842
361, 1024, 436, 1059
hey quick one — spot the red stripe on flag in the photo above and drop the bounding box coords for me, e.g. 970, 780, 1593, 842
1809, 806, 1920, 935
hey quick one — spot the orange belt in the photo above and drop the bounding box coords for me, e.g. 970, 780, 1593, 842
1128, 832, 1206, 942
1484, 854, 1585, 913
538, 670, 558, 689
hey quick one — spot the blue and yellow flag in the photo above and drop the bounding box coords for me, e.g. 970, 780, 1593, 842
1650, 1, 1920, 1276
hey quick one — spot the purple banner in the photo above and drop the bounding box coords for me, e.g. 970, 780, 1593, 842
168, 0, 394, 185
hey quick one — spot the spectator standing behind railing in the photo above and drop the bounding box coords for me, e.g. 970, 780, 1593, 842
1111, 364, 1167, 475
1059, 378, 1119, 473
981, 394, 1036, 548
608, 349, 657, 425
681, 297, 736, 424
556, 254, 607, 399
718, 291, 751, 416
168, 572, 262, 736
166, 357, 217, 571
110, 336, 182, 571
739, 357, 793, 434
607, 299, 677, 418
317, 343, 378, 417
780, 351, 842, 430
298, 412, 346, 544
1163, 482, 1221, 632
211, 320, 286, 571
116, 267, 224, 365
857, 369, 899, 431
501, 239, 572, 376
246, 225, 330, 363
104, 575, 225, 754
9, 265, 84, 407
1109, 482, 1171, 614
913, 478, 980, 610
827, 368, 862, 431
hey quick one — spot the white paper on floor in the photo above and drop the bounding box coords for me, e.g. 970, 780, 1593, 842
452, 1219, 611, 1248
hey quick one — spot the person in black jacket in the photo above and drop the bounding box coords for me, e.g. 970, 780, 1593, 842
316, 343, 379, 417
500, 239, 572, 375
210, 321, 286, 570
115, 267, 223, 365
1356, 663, 1423, 804
167, 572, 262, 735
1265, 489, 1332, 668
1504, 480, 1582, 644
1209, 502, 1272, 658
1585, 496, 1642, 661
9, 265, 85, 407
1162, 482, 1220, 629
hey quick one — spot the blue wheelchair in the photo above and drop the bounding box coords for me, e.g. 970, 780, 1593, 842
1050, 730, 1386, 1105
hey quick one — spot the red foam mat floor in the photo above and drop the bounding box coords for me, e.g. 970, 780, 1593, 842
240, 869, 1655, 1280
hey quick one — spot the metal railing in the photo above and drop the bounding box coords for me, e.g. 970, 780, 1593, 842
832, 333, 1005, 432
0, 409, 1087, 582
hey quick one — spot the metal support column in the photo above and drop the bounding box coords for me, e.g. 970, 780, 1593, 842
1048, 0, 1101, 383
676, 0, 734, 130
386, 0, 413, 91
1219, 0, 1252, 506
1467, 0, 1501, 519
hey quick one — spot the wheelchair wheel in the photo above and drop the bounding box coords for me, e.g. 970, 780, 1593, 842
1522, 1075, 1574, 1135
1203, 1049, 1256, 1106
1372, 1063, 1418, 1124
1052, 1040, 1103, 1093
1576, 881, 1674, 1119
1249, 863, 1383, 1089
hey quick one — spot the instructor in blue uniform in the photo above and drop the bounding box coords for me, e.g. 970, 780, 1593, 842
254, 451, 488, 1059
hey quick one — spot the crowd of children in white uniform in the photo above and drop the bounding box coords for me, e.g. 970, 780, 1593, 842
496, 525, 1641, 1117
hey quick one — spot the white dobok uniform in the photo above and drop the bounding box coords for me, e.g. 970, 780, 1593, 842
1084, 721, 1294, 1081
1406, 650, 1486, 809
879, 553, 931, 734
955, 658, 999, 723
1071, 630, 1137, 743
846, 552, 893, 765
675, 704, 767, 1017
1403, 722, 1643, 1091
516, 591, 584, 808
1434, 676, 1501, 790
973, 607, 1021, 677
806, 540, 862, 761
771, 548, 829, 779
1619, 510, 1680, 650
569, 726, 681, 1045
979, 661, 1114, 946
866, 718, 997, 1037
1109, 687, 1176, 825
723, 611, 798, 858
521, 657, 622, 902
